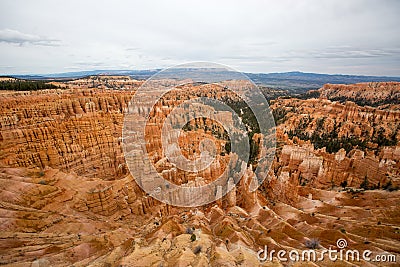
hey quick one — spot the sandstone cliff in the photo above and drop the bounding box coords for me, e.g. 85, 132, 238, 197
312, 82, 400, 107
0, 88, 136, 180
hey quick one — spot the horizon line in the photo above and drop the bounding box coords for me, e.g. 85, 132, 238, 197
2, 69, 400, 79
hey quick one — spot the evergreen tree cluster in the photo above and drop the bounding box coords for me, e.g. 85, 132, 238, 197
286, 116, 398, 153
0, 79, 59, 91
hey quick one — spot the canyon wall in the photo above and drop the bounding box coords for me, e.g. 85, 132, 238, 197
0, 88, 135, 180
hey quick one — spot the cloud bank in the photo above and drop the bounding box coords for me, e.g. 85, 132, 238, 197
0, 29, 60, 46
0, 0, 399, 76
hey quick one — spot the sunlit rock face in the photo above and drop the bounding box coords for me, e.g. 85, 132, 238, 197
317, 82, 400, 107
0, 79, 399, 266
0, 87, 136, 180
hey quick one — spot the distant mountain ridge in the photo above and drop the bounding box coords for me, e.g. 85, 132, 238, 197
3, 69, 400, 93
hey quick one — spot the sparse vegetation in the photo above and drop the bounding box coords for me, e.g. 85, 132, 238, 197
383, 180, 399, 192
285, 116, 395, 153
329, 95, 400, 107
182, 97, 263, 166
360, 176, 369, 190
193, 245, 202, 254
190, 234, 196, 242
305, 238, 320, 249
299, 90, 320, 99
272, 107, 289, 125
186, 227, 195, 234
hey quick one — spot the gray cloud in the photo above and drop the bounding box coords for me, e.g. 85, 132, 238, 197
219, 47, 400, 63
0, 29, 60, 46
304, 48, 400, 59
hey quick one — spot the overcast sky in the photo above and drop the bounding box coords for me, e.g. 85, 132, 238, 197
0, 0, 399, 76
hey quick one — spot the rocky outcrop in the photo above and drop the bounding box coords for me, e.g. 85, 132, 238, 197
1, 165, 398, 266
270, 95, 399, 190
274, 144, 395, 189
0, 88, 136, 180
317, 82, 400, 107
85, 185, 118, 216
